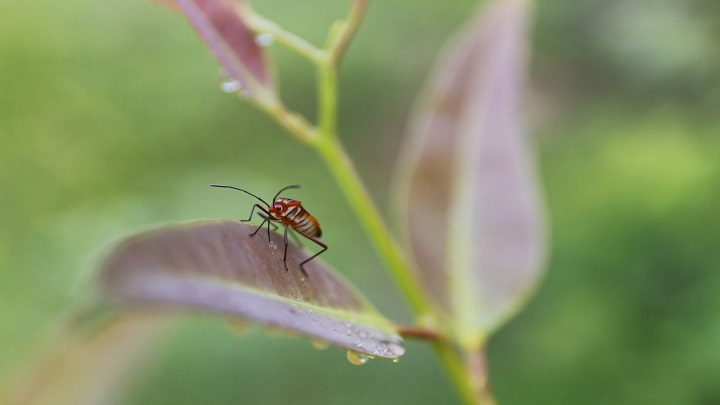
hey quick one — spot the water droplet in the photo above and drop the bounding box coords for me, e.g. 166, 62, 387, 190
219, 78, 242, 93
386, 341, 405, 357
346, 351, 372, 366
254, 33, 275, 47
311, 340, 329, 350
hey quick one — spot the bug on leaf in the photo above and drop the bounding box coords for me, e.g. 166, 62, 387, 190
211, 184, 327, 277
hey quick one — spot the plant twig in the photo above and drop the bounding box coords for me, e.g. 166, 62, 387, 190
327, 0, 370, 66
467, 347, 497, 405
239, 3, 325, 63
397, 324, 481, 404
397, 324, 442, 341
316, 138, 433, 317
433, 340, 477, 405
252, 96, 318, 146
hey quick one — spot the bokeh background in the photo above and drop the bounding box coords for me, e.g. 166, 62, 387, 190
2, 0, 720, 403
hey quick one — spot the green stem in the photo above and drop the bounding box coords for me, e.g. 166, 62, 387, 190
466, 347, 497, 405
253, 96, 318, 146
312, 0, 434, 319
315, 137, 432, 317
433, 340, 477, 405
240, 4, 324, 63
316, 59, 337, 139
327, 0, 369, 65
399, 327, 494, 405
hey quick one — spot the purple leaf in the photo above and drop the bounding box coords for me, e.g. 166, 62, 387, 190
175, 0, 273, 95
393, 0, 545, 348
99, 220, 404, 360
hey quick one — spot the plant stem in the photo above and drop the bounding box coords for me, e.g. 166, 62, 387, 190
467, 347, 497, 405
433, 340, 478, 405
327, 0, 369, 65
315, 137, 432, 317
316, 60, 337, 139
397, 324, 442, 341
312, 1, 432, 319
253, 96, 317, 146
396, 325, 479, 405
240, 4, 324, 63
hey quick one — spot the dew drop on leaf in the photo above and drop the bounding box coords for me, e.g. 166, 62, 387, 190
385, 341, 406, 357
346, 351, 372, 366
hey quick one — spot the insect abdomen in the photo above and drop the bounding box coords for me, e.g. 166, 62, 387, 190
291, 207, 322, 237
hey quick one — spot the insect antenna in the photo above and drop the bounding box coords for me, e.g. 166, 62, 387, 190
273, 185, 301, 201
210, 184, 270, 207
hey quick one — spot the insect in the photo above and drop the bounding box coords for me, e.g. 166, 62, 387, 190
211, 184, 327, 277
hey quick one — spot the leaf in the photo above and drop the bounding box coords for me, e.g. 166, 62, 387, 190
3, 313, 172, 405
392, 0, 545, 349
98, 220, 404, 360
173, 0, 273, 96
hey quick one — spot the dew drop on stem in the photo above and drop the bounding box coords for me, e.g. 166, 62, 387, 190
254, 33, 275, 47
219, 78, 242, 93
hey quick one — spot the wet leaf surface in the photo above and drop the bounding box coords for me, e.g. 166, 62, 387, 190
99, 220, 404, 359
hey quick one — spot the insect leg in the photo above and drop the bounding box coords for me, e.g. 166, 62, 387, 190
257, 212, 279, 231
250, 217, 269, 237
282, 225, 293, 273
243, 204, 272, 238
241, 203, 264, 222
294, 230, 327, 277
255, 211, 278, 241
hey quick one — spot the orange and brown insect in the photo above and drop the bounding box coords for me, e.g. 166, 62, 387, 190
211, 184, 326, 277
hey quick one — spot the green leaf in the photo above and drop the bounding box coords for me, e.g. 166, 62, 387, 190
392, 0, 546, 349
98, 220, 404, 360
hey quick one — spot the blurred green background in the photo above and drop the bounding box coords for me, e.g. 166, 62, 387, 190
2, 0, 720, 403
